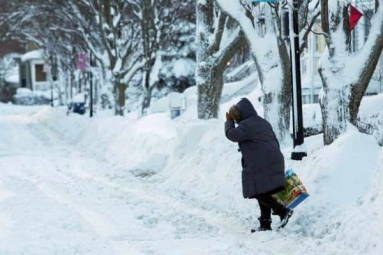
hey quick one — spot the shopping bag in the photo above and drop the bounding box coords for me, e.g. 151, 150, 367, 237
272, 168, 309, 209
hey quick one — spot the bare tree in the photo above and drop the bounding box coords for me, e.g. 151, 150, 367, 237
128, 0, 192, 115
60, 0, 144, 116
196, 0, 247, 119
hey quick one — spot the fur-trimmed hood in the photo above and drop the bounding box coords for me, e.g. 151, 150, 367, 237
233, 98, 258, 122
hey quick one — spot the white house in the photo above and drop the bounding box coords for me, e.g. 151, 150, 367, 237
17, 49, 58, 92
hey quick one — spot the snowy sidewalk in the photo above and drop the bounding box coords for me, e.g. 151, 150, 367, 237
0, 108, 243, 254
0, 106, 382, 255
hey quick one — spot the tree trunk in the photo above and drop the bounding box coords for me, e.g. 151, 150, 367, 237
141, 65, 155, 115
70, 70, 74, 100
349, 38, 383, 125
114, 80, 127, 116
349, 85, 365, 126
258, 36, 292, 141
279, 41, 293, 131
318, 72, 350, 145
197, 64, 224, 119
196, 0, 215, 119
141, 89, 152, 116
263, 90, 290, 142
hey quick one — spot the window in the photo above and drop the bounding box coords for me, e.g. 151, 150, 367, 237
314, 24, 325, 53
364, 10, 373, 42
35, 64, 47, 82
313, 95, 319, 103
316, 35, 325, 53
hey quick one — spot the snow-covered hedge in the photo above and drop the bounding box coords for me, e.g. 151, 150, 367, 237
13, 88, 51, 105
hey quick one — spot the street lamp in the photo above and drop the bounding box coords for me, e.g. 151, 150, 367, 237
287, 0, 307, 160
253, 0, 307, 160
48, 53, 55, 107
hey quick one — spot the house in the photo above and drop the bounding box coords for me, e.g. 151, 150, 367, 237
11, 49, 60, 105
16, 49, 58, 91
300, 22, 325, 104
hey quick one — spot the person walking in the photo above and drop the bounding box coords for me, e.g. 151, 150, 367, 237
225, 98, 293, 231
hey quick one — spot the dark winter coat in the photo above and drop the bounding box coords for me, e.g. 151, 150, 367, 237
225, 98, 285, 198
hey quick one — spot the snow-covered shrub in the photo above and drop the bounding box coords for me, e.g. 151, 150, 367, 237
358, 94, 383, 146
158, 58, 196, 93
13, 88, 51, 105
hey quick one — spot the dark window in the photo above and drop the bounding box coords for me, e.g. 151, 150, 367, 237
35, 64, 47, 82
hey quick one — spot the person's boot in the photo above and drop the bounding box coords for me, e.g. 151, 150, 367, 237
278, 208, 293, 229
251, 218, 272, 233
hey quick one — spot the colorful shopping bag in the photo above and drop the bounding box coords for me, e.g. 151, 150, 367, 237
272, 169, 309, 209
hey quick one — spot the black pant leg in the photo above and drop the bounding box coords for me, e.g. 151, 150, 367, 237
255, 193, 286, 217
257, 200, 271, 220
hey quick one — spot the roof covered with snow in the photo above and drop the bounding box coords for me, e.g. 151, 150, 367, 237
21, 49, 44, 62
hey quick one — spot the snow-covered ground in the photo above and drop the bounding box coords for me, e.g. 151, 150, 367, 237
0, 96, 382, 254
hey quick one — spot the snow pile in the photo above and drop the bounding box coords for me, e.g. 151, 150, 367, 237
3, 87, 382, 254
13, 88, 52, 106
0, 103, 47, 120
286, 94, 383, 142
36, 109, 176, 180
289, 126, 383, 253
173, 58, 196, 78
358, 94, 383, 145
149, 74, 257, 115
16, 88, 33, 95
31, 90, 383, 254
72, 93, 86, 103
289, 103, 322, 136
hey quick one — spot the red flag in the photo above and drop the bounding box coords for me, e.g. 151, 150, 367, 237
350, 5, 363, 30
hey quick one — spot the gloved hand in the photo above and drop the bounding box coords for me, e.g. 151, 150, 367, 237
226, 112, 232, 121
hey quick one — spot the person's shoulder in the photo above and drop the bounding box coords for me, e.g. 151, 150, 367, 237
240, 116, 258, 128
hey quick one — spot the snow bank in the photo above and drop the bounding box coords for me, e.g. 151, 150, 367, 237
72, 93, 86, 103
0, 103, 47, 114
31, 91, 383, 254
149, 73, 257, 115
36, 108, 177, 179
359, 93, 383, 119
359, 94, 383, 145
173, 58, 196, 78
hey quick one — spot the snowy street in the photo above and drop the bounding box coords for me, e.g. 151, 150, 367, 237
2, 0, 383, 253
1, 105, 382, 255
0, 107, 232, 254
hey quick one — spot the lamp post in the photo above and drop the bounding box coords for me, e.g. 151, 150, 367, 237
49, 54, 54, 107
89, 52, 94, 118
288, 0, 307, 160
253, 0, 307, 160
